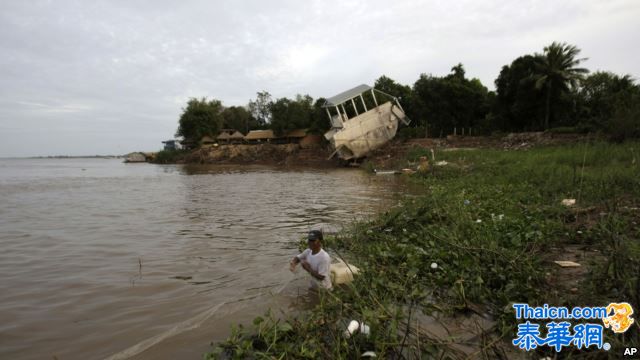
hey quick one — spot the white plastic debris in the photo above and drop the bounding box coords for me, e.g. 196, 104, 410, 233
361, 351, 377, 358
561, 199, 576, 207
344, 320, 370, 338
435, 160, 448, 166
344, 320, 359, 338
430, 262, 438, 269
475, 219, 482, 223
360, 323, 370, 335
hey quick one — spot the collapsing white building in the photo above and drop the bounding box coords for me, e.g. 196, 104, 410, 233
323, 84, 410, 161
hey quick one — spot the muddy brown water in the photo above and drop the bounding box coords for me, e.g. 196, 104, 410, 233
0, 158, 417, 359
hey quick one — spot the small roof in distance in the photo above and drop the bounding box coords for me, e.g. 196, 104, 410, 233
284, 129, 308, 138
324, 84, 372, 107
244, 130, 276, 140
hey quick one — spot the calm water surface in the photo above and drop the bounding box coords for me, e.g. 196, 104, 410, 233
0, 158, 415, 359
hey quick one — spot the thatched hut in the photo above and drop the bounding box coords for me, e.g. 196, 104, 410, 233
244, 130, 276, 144
228, 130, 245, 144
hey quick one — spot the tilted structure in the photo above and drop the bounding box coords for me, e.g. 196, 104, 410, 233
323, 84, 410, 160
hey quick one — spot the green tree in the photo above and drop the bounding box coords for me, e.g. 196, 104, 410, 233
493, 55, 545, 131
579, 71, 638, 126
308, 98, 330, 134
533, 42, 589, 130
221, 106, 254, 134
175, 97, 223, 145
412, 64, 490, 137
269, 94, 314, 136
248, 91, 272, 127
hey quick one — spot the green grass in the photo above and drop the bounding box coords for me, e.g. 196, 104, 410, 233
206, 141, 640, 359
153, 149, 188, 164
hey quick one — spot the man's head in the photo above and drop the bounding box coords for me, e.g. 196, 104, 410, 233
307, 230, 323, 251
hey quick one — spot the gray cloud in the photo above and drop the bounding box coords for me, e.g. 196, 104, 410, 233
0, 0, 638, 156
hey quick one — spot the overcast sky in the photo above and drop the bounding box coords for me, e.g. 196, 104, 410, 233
1, 0, 638, 157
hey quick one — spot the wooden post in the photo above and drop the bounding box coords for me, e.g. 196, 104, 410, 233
340, 104, 348, 121
371, 89, 378, 107
359, 94, 367, 112
454, 127, 457, 136
351, 98, 359, 116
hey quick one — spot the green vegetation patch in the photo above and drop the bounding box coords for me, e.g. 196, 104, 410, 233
207, 142, 640, 359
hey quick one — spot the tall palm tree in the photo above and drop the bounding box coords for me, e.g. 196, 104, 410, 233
534, 42, 589, 129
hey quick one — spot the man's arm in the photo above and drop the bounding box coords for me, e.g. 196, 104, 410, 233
301, 261, 325, 280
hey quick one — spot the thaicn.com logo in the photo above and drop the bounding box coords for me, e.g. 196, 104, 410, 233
512, 302, 635, 352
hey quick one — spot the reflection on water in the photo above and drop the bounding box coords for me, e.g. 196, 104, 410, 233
0, 159, 414, 360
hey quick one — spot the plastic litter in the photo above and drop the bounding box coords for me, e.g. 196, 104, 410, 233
344, 320, 359, 338
343, 320, 370, 338
361, 351, 377, 357
435, 160, 448, 166
561, 199, 576, 207
430, 262, 438, 269
554, 260, 581, 268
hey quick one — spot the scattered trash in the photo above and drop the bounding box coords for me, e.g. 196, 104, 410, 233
554, 260, 581, 268
464, 199, 470, 205
475, 219, 482, 223
361, 351, 377, 358
435, 160, 448, 166
374, 169, 400, 175
360, 322, 370, 335
344, 320, 359, 338
430, 262, 438, 269
401, 168, 416, 174
491, 213, 505, 221
577, 230, 583, 234
561, 198, 576, 207
343, 320, 370, 338
570, 287, 578, 293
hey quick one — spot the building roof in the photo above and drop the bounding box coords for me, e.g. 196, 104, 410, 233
284, 129, 308, 138
324, 84, 372, 107
216, 132, 231, 140
228, 131, 245, 139
244, 130, 276, 140
201, 135, 216, 143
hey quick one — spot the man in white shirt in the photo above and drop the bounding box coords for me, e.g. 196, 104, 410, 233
290, 230, 332, 290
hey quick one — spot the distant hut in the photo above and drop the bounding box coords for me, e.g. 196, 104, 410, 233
216, 131, 232, 144
200, 135, 216, 146
228, 130, 245, 144
244, 130, 276, 144
284, 129, 308, 144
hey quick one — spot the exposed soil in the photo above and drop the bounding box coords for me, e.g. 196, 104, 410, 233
182, 143, 339, 167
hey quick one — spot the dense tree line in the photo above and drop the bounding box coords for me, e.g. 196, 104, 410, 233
176, 41, 639, 145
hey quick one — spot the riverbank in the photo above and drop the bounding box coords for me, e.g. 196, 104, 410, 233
152, 131, 591, 168
153, 143, 338, 167
207, 140, 640, 358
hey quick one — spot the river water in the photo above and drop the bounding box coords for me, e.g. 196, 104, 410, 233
0, 158, 414, 359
